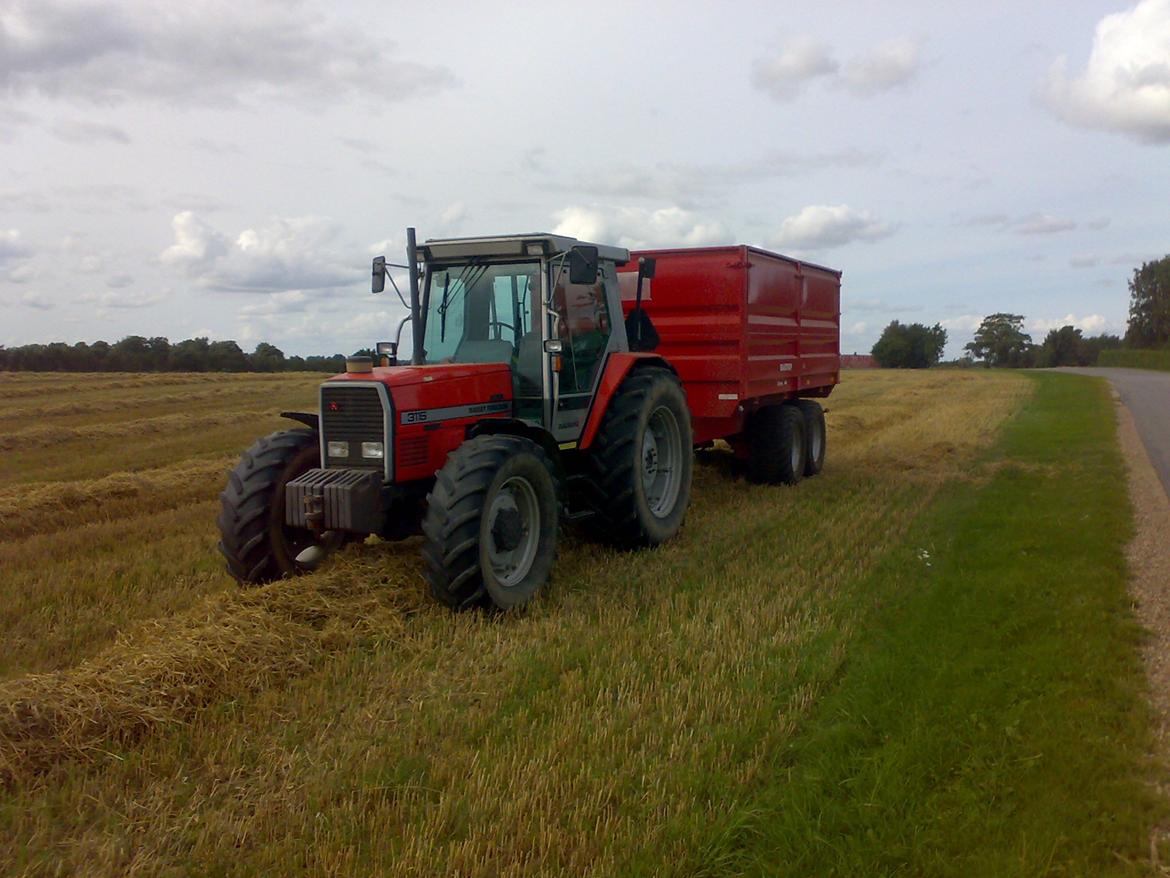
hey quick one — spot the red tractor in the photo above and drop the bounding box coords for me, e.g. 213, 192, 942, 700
218, 229, 841, 610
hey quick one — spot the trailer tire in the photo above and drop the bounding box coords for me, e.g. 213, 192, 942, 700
422, 435, 558, 611
589, 367, 693, 547
795, 399, 826, 476
217, 429, 347, 584
747, 405, 806, 485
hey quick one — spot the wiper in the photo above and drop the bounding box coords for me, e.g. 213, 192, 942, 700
437, 262, 490, 346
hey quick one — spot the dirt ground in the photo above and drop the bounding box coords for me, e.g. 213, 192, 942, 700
1115, 397, 1170, 871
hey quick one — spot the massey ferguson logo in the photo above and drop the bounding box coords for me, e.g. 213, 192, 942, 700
328, 401, 341, 412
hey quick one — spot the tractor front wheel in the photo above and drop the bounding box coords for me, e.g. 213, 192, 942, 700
217, 429, 348, 584
589, 367, 693, 547
422, 435, 558, 611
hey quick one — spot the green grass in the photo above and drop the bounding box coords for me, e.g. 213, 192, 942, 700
1099, 348, 1170, 372
698, 372, 1163, 876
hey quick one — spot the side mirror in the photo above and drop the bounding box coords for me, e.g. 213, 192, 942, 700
569, 245, 599, 285
638, 256, 656, 279
372, 255, 386, 293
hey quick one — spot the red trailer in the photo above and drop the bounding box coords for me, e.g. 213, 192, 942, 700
616, 245, 841, 445
218, 232, 842, 611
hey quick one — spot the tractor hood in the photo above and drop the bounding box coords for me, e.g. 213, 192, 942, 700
325, 362, 514, 417
326, 362, 511, 390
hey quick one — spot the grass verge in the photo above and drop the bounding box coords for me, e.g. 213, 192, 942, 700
704, 371, 1163, 876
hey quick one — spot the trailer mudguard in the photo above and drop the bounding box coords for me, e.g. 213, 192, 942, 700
578, 352, 674, 451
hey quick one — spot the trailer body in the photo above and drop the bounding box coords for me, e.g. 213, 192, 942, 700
617, 245, 841, 445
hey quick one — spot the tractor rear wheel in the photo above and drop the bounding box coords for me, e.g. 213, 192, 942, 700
747, 404, 806, 485
422, 435, 558, 611
795, 399, 826, 476
589, 367, 693, 547
217, 429, 348, 584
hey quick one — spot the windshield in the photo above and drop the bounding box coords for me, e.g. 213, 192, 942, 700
421, 261, 540, 365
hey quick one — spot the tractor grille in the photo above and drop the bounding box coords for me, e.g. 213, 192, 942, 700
320, 384, 388, 474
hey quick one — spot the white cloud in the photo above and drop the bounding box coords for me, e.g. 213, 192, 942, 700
76, 289, 164, 309
1069, 255, 1099, 268
842, 37, 922, 96
160, 211, 361, 293
751, 37, 839, 100
552, 205, 731, 250
49, 118, 130, 144
0, 0, 456, 108
7, 263, 35, 283
1015, 214, 1077, 235
939, 314, 984, 332
0, 228, 31, 264
753, 35, 923, 101
1041, 0, 1170, 143
772, 204, 896, 250
19, 290, 54, 310
1029, 313, 1110, 333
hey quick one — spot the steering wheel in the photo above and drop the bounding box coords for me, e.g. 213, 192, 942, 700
488, 320, 516, 337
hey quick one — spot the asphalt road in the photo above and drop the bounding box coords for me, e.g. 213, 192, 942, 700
1057, 367, 1170, 498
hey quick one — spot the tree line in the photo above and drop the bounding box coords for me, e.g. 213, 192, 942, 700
0, 336, 363, 373
870, 254, 1169, 368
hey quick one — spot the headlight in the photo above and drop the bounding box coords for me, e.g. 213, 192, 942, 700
361, 441, 384, 459
327, 440, 349, 457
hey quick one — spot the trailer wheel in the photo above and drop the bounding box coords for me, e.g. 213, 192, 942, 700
796, 399, 826, 476
217, 429, 347, 584
422, 435, 558, 611
747, 405, 806, 485
589, 367, 693, 547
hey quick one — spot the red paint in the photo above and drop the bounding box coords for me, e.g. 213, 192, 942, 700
578, 352, 669, 450
327, 363, 513, 481
619, 245, 840, 443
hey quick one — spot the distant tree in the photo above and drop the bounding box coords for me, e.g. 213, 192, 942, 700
965, 313, 1034, 367
1038, 325, 1086, 367
250, 342, 286, 372
169, 337, 210, 372
1125, 255, 1170, 348
1082, 333, 1122, 365
206, 340, 249, 371
871, 321, 948, 368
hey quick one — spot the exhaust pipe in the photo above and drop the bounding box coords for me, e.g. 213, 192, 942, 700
407, 226, 425, 366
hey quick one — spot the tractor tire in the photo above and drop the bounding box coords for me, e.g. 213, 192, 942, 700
217, 429, 347, 584
588, 367, 693, 547
746, 404, 806, 486
422, 435, 558, 611
795, 399, 826, 476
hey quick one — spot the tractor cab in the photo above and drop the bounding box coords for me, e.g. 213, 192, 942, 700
407, 234, 631, 440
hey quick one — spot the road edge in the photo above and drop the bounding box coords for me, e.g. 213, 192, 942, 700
1114, 393, 1170, 870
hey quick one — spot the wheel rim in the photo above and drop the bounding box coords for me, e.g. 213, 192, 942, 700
809, 418, 823, 463
790, 424, 805, 475
485, 475, 541, 587
642, 405, 683, 518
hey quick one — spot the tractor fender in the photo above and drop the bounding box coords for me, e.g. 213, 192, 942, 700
579, 352, 675, 451
469, 418, 563, 474
280, 411, 319, 431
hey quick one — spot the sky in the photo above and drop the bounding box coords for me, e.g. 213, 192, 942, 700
2, 0, 1169, 359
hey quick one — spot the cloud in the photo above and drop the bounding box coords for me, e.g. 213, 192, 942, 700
20, 290, 54, 310
772, 204, 896, 250
0, 0, 456, 108
49, 118, 130, 144
105, 272, 134, 288
76, 289, 164, 309
160, 211, 362, 293
1040, 0, 1170, 143
939, 314, 984, 332
841, 37, 923, 96
0, 229, 31, 264
751, 36, 838, 100
1070, 255, 1099, 268
753, 35, 923, 101
552, 206, 731, 250
1028, 313, 1110, 333
1014, 213, 1078, 234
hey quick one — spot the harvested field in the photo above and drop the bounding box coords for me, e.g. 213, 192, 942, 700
0, 369, 1152, 875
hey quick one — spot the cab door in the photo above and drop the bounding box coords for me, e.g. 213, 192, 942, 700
547, 262, 617, 443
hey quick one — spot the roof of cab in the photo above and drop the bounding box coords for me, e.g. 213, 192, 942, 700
421, 233, 629, 266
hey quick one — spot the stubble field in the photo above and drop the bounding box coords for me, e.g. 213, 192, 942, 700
0, 368, 1159, 875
